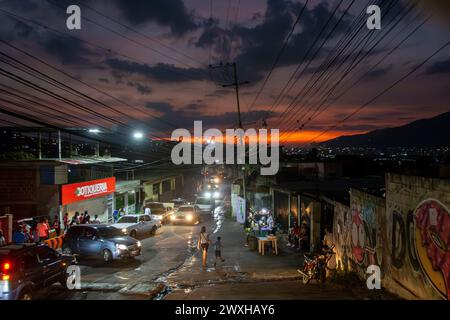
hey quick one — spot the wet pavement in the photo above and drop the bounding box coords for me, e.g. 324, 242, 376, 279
38, 183, 399, 300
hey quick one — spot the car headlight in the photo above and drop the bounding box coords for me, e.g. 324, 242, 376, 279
186, 214, 193, 221
213, 192, 220, 198
170, 215, 176, 221
121, 228, 127, 234
204, 192, 211, 198
116, 244, 127, 251
137, 241, 141, 247
214, 178, 219, 183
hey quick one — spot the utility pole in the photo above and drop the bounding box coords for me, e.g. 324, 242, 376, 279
209, 62, 249, 129
209, 62, 249, 212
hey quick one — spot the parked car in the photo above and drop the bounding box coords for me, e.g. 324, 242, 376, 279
111, 214, 161, 238
171, 198, 187, 209
194, 196, 213, 214
169, 205, 201, 225
0, 243, 75, 300
144, 202, 172, 223
62, 225, 141, 262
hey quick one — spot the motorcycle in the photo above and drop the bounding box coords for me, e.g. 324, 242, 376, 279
297, 244, 335, 285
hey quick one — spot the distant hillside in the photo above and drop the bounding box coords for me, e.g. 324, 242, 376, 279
320, 111, 450, 148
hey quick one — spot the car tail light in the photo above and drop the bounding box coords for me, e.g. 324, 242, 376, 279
2, 261, 11, 281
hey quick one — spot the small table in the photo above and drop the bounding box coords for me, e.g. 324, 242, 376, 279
257, 236, 278, 255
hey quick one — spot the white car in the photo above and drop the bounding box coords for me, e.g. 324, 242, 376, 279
194, 196, 213, 214
111, 214, 161, 238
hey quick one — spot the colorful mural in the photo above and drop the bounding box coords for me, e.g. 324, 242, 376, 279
333, 177, 450, 300
413, 199, 450, 300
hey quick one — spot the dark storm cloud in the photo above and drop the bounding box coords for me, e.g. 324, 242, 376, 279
424, 58, 450, 75
105, 59, 208, 83
40, 34, 98, 65
127, 81, 152, 95
112, 0, 198, 36
196, 0, 353, 83
0, 16, 36, 41
145, 101, 277, 128
206, 89, 230, 98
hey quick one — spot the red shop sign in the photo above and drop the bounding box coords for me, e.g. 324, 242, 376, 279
61, 177, 116, 206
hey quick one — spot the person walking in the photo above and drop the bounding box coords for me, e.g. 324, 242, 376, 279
197, 226, 211, 269
213, 236, 225, 267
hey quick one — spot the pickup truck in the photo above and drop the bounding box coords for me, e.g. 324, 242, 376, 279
111, 214, 161, 238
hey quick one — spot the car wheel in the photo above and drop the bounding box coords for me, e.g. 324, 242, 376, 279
151, 226, 157, 235
130, 230, 137, 238
18, 288, 33, 300
102, 249, 113, 263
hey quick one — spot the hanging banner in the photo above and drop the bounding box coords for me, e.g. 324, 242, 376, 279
231, 194, 246, 224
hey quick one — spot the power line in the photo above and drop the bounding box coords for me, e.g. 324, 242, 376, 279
264, 0, 346, 121
243, 0, 310, 121
278, 0, 417, 142
0, 9, 206, 84
74, 0, 206, 68
301, 41, 450, 146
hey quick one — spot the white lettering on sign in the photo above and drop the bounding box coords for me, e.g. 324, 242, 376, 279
76, 182, 108, 197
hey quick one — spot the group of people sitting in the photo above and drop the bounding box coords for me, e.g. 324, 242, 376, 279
287, 221, 310, 251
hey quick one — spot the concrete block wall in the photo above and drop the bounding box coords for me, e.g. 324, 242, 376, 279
332, 174, 450, 300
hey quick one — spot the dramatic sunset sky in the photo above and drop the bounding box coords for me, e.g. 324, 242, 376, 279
0, 0, 449, 145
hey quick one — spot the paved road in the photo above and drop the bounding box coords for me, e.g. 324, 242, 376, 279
42, 215, 217, 300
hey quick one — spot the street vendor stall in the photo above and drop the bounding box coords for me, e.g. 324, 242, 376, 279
245, 208, 278, 255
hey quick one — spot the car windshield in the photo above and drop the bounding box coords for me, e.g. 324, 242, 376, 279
178, 207, 194, 212
117, 216, 138, 223
97, 226, 124, 238
148, 203, 164, 209
195, 198, 210, 205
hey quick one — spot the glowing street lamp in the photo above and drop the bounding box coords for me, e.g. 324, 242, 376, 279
133, 131, 144, 139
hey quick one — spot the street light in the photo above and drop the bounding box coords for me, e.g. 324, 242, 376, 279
88, 128, 100, 133
133, 131, 144, 139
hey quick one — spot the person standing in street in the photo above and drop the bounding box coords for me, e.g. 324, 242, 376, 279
70, 212, 79, 226
63, 213, 69, 233
113, 209, 119, 223
52, 215, 61, 236
84, 211, 91, 224
213, 236, 225, 267
91, 214, 101, 224
197, 226, 211, 269
37, 218, 49, 242
79, 213, 85, 224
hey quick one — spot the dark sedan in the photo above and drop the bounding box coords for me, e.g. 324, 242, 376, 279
0, 243, 75, 300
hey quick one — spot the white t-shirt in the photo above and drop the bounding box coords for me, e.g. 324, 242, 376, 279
145, 207, 151, 215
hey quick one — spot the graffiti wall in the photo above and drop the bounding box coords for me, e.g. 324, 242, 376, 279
333, 174, 450, 300
386, 173, 450, 300
333, 189, 387, 279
